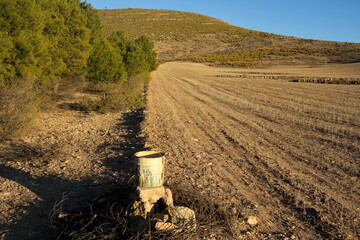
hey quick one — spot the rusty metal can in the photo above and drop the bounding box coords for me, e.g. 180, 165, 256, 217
134, 151, 165, 188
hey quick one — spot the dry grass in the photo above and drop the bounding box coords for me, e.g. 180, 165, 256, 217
75, 72, 150, 112
0, 81, 39, 140
50, 184, 240, 240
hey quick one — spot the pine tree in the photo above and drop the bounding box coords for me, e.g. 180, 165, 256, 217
86, 37, 126, 84
53, 0, 91, 78
0, 0, 50, 84
108, 31, 128, 56
80, 1, 103, 44
123, 41, 149, 75
0, 32, 15, 84
108, 32, 158, 76
135, 35, 158, 71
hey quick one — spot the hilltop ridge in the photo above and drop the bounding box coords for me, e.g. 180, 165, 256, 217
99, 8, 360, 66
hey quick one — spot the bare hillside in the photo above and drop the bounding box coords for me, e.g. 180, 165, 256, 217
99, 8, 360, 65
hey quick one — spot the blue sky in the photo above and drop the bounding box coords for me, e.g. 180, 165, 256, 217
87, 0, 360, 43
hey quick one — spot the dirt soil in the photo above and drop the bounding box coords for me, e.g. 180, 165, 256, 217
0, 62, 359, 240
143, 62, 360, 239
0, 107, 146, 239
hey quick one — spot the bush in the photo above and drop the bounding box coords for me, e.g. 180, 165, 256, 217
80, 72, 150, 112
183, 48, 319, 66
0, 81, 39, 139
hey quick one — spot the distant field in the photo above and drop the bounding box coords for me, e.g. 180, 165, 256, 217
99, 8, 360, 65
144, 62, 360, 239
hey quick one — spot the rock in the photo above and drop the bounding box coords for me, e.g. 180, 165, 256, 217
230, 207, 237, 215
168, 206, 196, 228
155, 222, 179, 232
144, 201, 155, 217
137, 186, 165, 204
128, 200, 154, 218
160, 188, 174, 207
152, 213, 170, 222
246, 216, 258, 227
58, 213, 68, 219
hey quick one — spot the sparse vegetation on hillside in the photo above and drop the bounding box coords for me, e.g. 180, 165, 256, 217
99, 8, 255, 41
183, 48, 319, 67
98, 8, 360, 64
0, 2, 157, 139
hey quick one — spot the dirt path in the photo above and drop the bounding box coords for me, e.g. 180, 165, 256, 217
0, 108, 146, 240
144, 62, 360, 239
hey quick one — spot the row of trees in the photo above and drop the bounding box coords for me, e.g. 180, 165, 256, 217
87, 32, 158, 84
0, 0, 158, 138
0, 0, 157, 86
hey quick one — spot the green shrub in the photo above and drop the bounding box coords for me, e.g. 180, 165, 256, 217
86, 37, 127, 84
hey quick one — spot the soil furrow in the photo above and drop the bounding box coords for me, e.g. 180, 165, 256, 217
144, 62, 360, 239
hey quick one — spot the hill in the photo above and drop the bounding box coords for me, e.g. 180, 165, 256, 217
98, 8, 360, 66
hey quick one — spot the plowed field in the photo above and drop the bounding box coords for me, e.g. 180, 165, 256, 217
144, 62, 360, 239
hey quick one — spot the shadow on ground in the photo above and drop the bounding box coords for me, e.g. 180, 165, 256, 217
99, 108, 148, 175
0, 108, 147, 240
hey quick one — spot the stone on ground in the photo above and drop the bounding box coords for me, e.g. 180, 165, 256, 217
128, 200, 154, 218
137, 186, 165, 203
155, 222, 179, 232
160, 187, 174, 207
246, 216, 258, 227
168, 206, 196, 228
